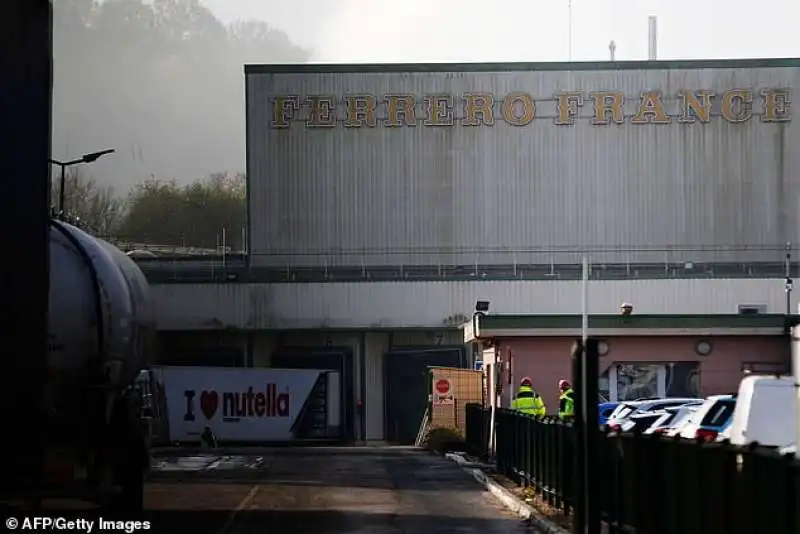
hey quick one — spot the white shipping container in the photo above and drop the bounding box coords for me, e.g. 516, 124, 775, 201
153, 366, 332, 442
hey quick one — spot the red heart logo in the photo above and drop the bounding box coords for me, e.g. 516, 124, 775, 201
199, 391, 218, 420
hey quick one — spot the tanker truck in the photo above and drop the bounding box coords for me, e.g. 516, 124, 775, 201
29, 219, 156, 510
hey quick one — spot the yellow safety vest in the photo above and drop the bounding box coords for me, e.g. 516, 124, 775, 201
558, 388, 575, 419
511, 386, 546, 416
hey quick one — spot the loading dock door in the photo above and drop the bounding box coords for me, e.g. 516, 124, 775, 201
157, 346, 244, 367
271, 348, 354, 441
384, 346, 467, 445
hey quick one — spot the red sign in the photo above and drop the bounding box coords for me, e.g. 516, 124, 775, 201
435, 379, 451, 395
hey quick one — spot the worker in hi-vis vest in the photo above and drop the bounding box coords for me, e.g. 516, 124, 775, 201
558, 379, 576, 421
510, 377, 546, 416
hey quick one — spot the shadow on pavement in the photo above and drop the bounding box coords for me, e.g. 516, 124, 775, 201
141, 510, 529, 534
148, 459, 486, 492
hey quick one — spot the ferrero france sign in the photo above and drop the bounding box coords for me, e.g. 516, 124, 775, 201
268, 88, 791, 129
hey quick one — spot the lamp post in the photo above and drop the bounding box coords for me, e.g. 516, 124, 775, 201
785, 243, 793, 317
49, 148, 115, 214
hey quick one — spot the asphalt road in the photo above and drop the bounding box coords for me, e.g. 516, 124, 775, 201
147, 446, 533, 534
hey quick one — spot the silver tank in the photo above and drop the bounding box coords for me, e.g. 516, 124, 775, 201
49, 220, 155, 394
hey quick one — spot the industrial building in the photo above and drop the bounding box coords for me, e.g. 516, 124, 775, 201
135, 57, 799, 443
463, 313, 793, 412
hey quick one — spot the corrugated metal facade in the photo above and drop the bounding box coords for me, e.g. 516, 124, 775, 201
151, 279, 798, 331
246, 61, 798, 267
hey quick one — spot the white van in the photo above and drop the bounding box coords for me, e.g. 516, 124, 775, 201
728, 375, 797, 448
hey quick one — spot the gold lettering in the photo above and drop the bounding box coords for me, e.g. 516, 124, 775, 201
630, 91, 671, 124
761, 88, 792, 122
384, 94, 417, 127
462, 93, 495, 126
344, 94, 377, 127
554, 92, 584, 125
423, 95, 454, 126
501, 93, 535, 126
270, 96, 300, 129
720, 89, 753, 123
267, 88, 791, 129
589, 91, 624, 125
304, 96, 336, 128
677, 90, 714, 124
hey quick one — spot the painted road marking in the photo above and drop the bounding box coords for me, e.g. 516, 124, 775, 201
214, 484, 260, 534
206, 459, 224, 470
152, 455, 266, 472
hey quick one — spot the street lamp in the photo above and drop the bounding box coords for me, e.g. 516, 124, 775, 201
785, 243, 794, 317
49, 148, 115, 214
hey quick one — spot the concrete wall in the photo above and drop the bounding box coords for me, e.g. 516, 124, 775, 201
495, 335, 787, 413
150, 279, 799, 330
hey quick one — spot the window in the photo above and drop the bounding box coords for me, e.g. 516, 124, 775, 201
613, 403, 638, 420
659, 412, 678, 426
653, 400, 698, 410
632, 414, 662, 431
701, 400, 736, 427
742, 362, 787, 374
738, 304, 767, 314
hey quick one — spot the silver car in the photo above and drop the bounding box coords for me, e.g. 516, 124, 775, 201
605, 397, 701, 432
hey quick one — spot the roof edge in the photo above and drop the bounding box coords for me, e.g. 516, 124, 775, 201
244, 57, 800, 75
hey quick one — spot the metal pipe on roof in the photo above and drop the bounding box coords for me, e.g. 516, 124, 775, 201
648, 16, 658, 60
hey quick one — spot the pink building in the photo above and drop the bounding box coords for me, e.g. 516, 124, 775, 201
463, 314, 791, 414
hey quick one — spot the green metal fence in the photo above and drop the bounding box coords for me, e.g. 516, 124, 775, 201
465, 403, 800, 534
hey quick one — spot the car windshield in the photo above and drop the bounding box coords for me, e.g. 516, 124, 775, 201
630, 413, 663, 431
649, 400, 700, 411
668, 407, 698, 428
656, 411, 678, 427
610, 402, 644, 420
700, 399, 736, 427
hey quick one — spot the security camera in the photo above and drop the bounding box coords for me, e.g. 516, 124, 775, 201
620, 302, 633, 315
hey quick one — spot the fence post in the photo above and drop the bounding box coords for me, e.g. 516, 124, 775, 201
571, 340, 585, 534
582, 338, 601, 534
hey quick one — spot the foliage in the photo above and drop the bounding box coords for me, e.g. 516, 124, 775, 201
51, 168, 125, 235
118, 173, 246, 250
53, 0, 310, 190
55, 170, 246, 249
422, 426, 467, 454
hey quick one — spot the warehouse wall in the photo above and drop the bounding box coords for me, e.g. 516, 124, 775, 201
150, 278, 798, 330
246, 60, 798, 267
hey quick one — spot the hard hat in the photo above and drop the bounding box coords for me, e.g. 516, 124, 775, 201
558, 379, 571, 390
520, 376, 533, 387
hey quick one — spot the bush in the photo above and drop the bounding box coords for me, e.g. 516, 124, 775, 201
422, 426, 466, 454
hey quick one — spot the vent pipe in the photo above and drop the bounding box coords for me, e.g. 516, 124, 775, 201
609, 40, 616, 61
648, 16, 658, 60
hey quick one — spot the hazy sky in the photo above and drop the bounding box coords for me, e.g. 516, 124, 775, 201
57, 0, 799, 192
201, 0, 800, 62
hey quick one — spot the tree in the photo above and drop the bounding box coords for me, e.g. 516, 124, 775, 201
53, 0, 310, 191
52, 168, 126, 236
118, 172, 246, 250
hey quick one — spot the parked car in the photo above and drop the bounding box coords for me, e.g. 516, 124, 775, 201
696, 398, 736, 441
663, 411, 697, 437
644, 404, 701, 435
617, 410, 669, 433
678, 395, 736, 441
598, 402, 620, 426
605, 397, 701, 432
